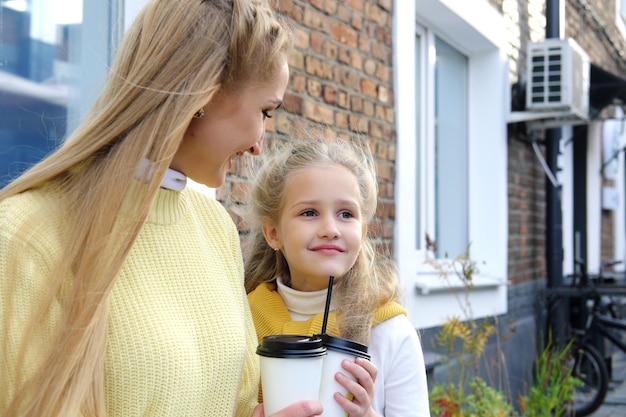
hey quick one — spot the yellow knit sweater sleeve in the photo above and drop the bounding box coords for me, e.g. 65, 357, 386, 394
0, 185, 259, 417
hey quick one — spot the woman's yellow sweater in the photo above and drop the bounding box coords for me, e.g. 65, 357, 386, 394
0, 184, 258, 416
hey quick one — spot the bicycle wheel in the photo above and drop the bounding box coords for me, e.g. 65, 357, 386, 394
566, 343, 609, 416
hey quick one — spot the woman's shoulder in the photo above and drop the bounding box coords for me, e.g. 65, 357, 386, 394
0, 184, 68, 253
0, 184, 66, 230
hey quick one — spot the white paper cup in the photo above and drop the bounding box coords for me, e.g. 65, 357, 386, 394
257, 335, 326, 416
317, 334, 371, 417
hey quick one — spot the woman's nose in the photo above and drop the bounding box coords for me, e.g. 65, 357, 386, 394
247, 136, 265, 156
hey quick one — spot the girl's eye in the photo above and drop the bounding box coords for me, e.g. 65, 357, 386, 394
339, 211, 353, 219
301, 210, 316, 217
262, 110, 273, 119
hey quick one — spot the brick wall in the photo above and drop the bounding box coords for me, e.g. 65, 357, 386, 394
507, 135, 548, 284
505, 0, 549, 285
566, 0, 626, 75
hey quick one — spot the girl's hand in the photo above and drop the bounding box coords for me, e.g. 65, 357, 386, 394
333, 357, 380, 417
252, 401, 323, 417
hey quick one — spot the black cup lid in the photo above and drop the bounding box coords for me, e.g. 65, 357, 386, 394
316, 334, 371, 360
256, 335, 327, 358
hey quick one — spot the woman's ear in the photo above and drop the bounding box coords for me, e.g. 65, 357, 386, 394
262, 217, 282, 251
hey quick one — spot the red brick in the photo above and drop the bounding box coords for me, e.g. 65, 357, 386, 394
351, 95, 363, 112
335, 112, 349, 129
294, 28, 310, 50
345, 0, 364, 12
307, 79, 322, 97
363, 100, 375, 117
291, 74, 306, 93
322, 85, 336, 104
283, 92, 303, 115
304, 101, 335, 125
337, 90, 349, 109
331, 23, 358, 48
303, 8, 330, 32
364, 59, 376, 76
351, 52, 363, 71
336, 4, 352, 24
310, 32, 324, 54
326, 41, 338, 60
361, 78, 377, 98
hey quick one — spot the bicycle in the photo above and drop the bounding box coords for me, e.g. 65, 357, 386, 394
553, 259, 626, 416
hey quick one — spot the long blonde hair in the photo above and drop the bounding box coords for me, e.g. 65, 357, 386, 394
0, 0, 291, 416
244, 135, 400, 344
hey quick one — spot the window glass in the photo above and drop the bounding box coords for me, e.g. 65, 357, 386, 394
434, 36, 468, 258
0, 0, 118, 187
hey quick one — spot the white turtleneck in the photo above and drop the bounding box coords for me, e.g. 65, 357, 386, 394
276, 277, 337, 321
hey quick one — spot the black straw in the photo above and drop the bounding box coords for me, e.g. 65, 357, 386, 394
321, 276, 334, 335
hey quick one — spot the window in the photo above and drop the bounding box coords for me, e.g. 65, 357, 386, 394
0, 0, 124, 187
394, 0, 509, 329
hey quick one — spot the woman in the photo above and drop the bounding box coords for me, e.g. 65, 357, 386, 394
0, 0, 321, 416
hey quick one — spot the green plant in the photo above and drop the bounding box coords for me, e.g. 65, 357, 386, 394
426, 241, 580, 417
518, 337, 582, 417
466, 377, 513, 417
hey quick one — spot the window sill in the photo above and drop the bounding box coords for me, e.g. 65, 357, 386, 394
415, 273, 505, 295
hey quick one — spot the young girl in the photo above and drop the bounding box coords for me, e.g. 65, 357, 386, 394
245, 136, 430, 417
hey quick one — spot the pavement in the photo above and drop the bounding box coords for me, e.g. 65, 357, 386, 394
588, 349, 626, 417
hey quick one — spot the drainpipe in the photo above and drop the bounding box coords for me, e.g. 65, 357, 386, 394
545, 0, 567, 346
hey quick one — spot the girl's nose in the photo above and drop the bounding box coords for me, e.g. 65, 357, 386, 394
319, 216, 340, 239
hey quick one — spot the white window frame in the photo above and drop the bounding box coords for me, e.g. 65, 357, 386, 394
613, 108, 626, 266
561, 126, 575, 278
587, 121, 604, 273
617, 0, 626, 40
394, 0, 509, 329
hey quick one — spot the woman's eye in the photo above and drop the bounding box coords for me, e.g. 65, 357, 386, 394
262, 110, 273, 119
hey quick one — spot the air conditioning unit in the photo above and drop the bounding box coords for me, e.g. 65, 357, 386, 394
526, 38, 590, 121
